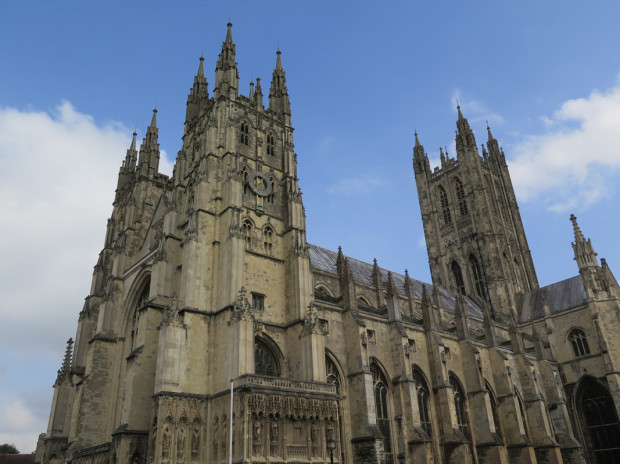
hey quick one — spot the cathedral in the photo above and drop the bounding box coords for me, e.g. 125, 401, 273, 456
36, 24, 620, 464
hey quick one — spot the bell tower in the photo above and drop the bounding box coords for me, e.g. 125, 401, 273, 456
413, 108, 538, 321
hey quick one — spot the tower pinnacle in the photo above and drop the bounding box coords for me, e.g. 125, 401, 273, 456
269, 49, 290, 122
571, 214, 598, 269
214, 22, 239, 98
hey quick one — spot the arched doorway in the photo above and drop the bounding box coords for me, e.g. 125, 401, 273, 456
577, 378, 620, 463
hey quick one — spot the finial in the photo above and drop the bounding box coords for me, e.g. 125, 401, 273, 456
150, 108, 157, 127
225, 22, 233, 43
414, 131, 421, 146
570, 214, 585, 242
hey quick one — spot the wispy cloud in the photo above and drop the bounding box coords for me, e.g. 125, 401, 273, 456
451, 90, 504, 126
327, 173, 391, 196
508, 77, 620, 211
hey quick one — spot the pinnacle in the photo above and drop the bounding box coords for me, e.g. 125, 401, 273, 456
225, 22, 233, 44
275, 49, 282, 70
570, 214, 585, 242
457, 103, 464, 120
414, 131, 421, 147
487, 122, 495, 141
197, 56, 204, 78
150, 109, 157, 128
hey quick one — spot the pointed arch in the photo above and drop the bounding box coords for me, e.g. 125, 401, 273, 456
370, 359, 393, 462
242, 218, 254, 249
412, 365, 433, 439
239, 120, 250, 146
485, 381, 503, 440
438, 185, 451, 225
469, 254, 486, 300
515, 388, 530, 439
569, 328, 591, 357
454, 177, 468, 216
575, 376, 620, 462
451, 260, 466, 295
265, 131, 276, 156
254, 334, 282, 377
325, 351, 344, 395
263, 225, 274, 255
449, 372, 470, 439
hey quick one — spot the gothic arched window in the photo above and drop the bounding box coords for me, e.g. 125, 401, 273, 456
486, 381, 502, 440
267, 177, 275, 203
569, 329, 591, 357
240, 122, 249, 145
454, 177, 468, 216
242, 219, 253, 249
451, 261, 466, 295
266, 133, 275, 155
263, 226, 274, 255
578, 378, 620, 463
371, 362, 393, 463
469, 254, 486, 300
413, 369, 432, 438
254, 339, 279, 377
450, 374, 469, 439
326, 355, 342, 394
243, 169, 249, 195
438, 186, 451, 225
131, 281, 150, 351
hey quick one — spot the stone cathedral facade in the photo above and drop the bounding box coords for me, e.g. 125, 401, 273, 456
36, 24, 620, 464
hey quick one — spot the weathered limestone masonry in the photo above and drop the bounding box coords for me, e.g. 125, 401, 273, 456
36, 24, 620, 464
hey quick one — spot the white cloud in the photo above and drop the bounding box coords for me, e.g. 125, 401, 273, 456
0, 102, 172, 355
327, 173, 390, 196
508, 79, 620, 211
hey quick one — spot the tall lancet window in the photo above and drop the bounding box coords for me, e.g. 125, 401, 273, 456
454, 177, 468, 216
469, 254, 486, 300
451, 261, 466, 295
412, 369, 432, 438
438, 186, 451, 225
450, 374, 470, 439
371, 362, 393, 464
240, 121, 249, 145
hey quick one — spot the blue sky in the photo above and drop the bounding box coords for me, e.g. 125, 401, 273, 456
2, 0, 620, 453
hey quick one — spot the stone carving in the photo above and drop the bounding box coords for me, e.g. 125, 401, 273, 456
252, 420, 262, 456
161, 425, 170, 460
229, 287, 255, 324
360, 331, 368, 346
191, 426, 200, 459
229, 207, 244, 238
270, 421, 279, 457
247, 393, 338, 420
311, 421, 320, 458
162, 296, 184, 328
176, 426, 185, 460
299, 303, 326, 337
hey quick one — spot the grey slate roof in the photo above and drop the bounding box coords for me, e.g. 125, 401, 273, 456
308, 244, 483, 319
519, 275, 586, 322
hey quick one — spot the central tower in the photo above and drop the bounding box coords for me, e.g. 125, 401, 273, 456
413, 108, 538, 320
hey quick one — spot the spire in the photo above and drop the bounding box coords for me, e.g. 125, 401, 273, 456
485, 122, 501, 160
269, 50, 290, 122
455, 105, 477, 154
254, 77, 264, 108
186, 56, 209, 125
214, 22, 239, 98
421, 285, 434, 331
55, 338, 74, 385
138, 110, 160, 178
412, 131, 430, 175
125, 131, 137, 171
336, 246, 345, 277
570, 214, 598, 269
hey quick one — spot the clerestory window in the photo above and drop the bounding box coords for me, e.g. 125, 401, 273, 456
569, 329, 591, 357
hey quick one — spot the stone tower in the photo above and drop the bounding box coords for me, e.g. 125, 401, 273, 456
413, 108, 538, 321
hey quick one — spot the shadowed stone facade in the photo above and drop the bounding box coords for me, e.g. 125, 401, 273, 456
36, 24, 620, 464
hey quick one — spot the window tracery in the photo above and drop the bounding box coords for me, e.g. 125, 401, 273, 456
454, 177, 468, 216
254, 339, 279, 376
569, 329, 591, 357
371, 362, 393, 463
451, 261, 466, 295
242, 219, 253, 249
240, 122, 249, 146
438, 185, 451, 225
263, 226, 274, 255
469, 254, 486, 300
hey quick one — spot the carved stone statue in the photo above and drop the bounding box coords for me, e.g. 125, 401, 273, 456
176, 427, 185, 459
191, 426, 200, 458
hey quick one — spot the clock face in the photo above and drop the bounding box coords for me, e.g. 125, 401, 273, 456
248, 170, 273, 197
